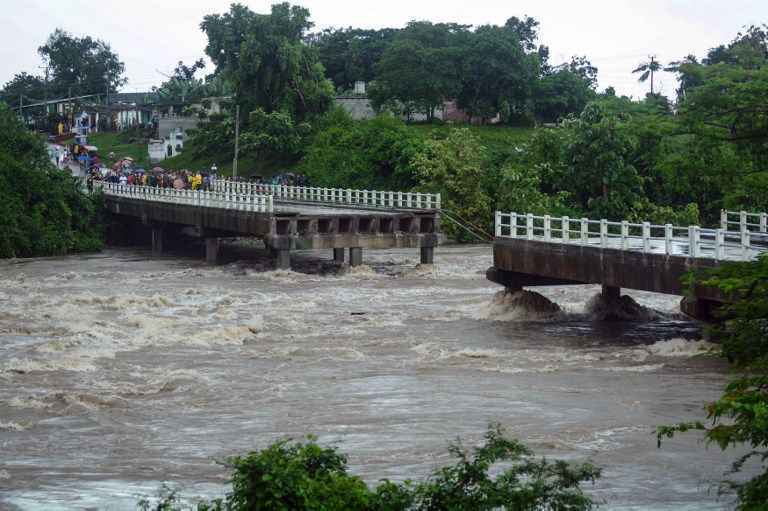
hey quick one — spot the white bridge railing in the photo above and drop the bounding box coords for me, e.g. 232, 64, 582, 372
211, 179, 441, 210
98, 182, 274, 213
721, 210, 768, 234
495, 212, 766, 261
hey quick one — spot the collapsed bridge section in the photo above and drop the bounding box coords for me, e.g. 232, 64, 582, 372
99, 183, 442, 269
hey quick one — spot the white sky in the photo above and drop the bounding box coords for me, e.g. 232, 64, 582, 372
2, 0, 767, 99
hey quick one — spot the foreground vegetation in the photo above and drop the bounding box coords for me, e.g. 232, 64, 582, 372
0, 104, 103, 258
659, 255, 768, 509
139, 425, 600, 511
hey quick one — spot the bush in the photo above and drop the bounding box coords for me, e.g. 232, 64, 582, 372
138, 425, 600, 510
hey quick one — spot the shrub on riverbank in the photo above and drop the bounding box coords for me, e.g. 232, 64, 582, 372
138, 424, 600, 510
0, 104, 104, 258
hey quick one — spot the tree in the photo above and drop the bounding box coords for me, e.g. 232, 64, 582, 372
370, 39, 459, 121
413, 128, 493, 239
665, 54, 701, 101
154, 59, 208, 105
564, 103, 643, 219
457, 20, 542, 124
679, 64, 768, 170
38, 29, 126, 97
533, 57, 597, 123
0, 72, 46, 105
0, 103, 102, 258
200, 3, 334, 123
632, 55, 662, 95
309, 27, 398, 91
705, 24, 768, 69
370, 22, 468, 121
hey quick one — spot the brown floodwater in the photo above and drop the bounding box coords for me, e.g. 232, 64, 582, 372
0, 244, 748, 509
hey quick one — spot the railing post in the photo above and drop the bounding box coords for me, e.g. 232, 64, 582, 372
526, 213, 534, 240
715, 229, 725, 259
688, 225, 700, 258
761, 213, 768, 233
621, 221, 629, 250
562, 216, 569, 242
741, 229, 751, 260
580, 218, 588, 244
740, 211, 748, 233
543, 215, 551, 241
495, 212, 502, 237
510, 213, 518, 238
721, 210, 728, 231
642, 222, 651, 253
600, 219, 607, 248
436, 193, 441, 210
664, 224, 673, 255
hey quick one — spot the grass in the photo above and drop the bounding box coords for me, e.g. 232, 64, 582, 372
87, 132, 151, 168
407, 123, 535, 156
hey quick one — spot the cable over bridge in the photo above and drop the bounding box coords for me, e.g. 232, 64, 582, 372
487, 210, 768, 320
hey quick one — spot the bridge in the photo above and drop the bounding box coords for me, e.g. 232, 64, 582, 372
486, 211, 768, 319
98, 180, 442, 269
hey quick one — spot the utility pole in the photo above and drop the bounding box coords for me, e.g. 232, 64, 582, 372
650, 55, 656, 95
105, 71, 110, 133
39, 64, 49, 131
233, 104, 240, 179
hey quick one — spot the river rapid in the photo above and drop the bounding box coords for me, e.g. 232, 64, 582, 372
0, 244, 742, 509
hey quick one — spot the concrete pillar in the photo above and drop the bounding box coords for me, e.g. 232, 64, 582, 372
420, 246, 434, 265
349, 247, 363, 267
602, 285, 621, 301
151, 227, 163, 256
274, 249, 291, 270
205, 238, 220, 265
333, 248, 345, 263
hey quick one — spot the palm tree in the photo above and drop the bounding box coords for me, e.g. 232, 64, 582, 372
665, 55, 700, 100
632, 56, 661, 94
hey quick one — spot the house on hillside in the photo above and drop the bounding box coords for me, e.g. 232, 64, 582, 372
333, 81, 498, 123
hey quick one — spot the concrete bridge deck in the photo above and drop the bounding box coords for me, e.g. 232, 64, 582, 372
487, 212, 768, 319
100, 183, 441, 269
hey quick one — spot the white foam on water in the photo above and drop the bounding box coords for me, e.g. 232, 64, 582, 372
476, 289, 563, 322
6, 396, 52, 410
594, 363, 666, 373
646, 338, 717, 357
0, 420, 32, 431
0, 469, 9, 480
1, 357, 98, 373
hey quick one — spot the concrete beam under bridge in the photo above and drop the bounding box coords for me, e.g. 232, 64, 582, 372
488, 238, 726, 320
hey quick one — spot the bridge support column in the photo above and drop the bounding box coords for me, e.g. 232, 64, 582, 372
349, 247, 363, 267
205, 238, 220, 265
333, 248, 345, 264
151, 227, 163, 256
602, 285, 621, 301
420, 246, 434, 265
680, 296, 722, 322
273, 249, 291, 270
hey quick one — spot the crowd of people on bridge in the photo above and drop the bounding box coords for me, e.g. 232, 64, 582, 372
86, 158, 311, 194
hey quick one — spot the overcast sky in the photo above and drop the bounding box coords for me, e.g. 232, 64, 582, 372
3, 0, 767, 99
